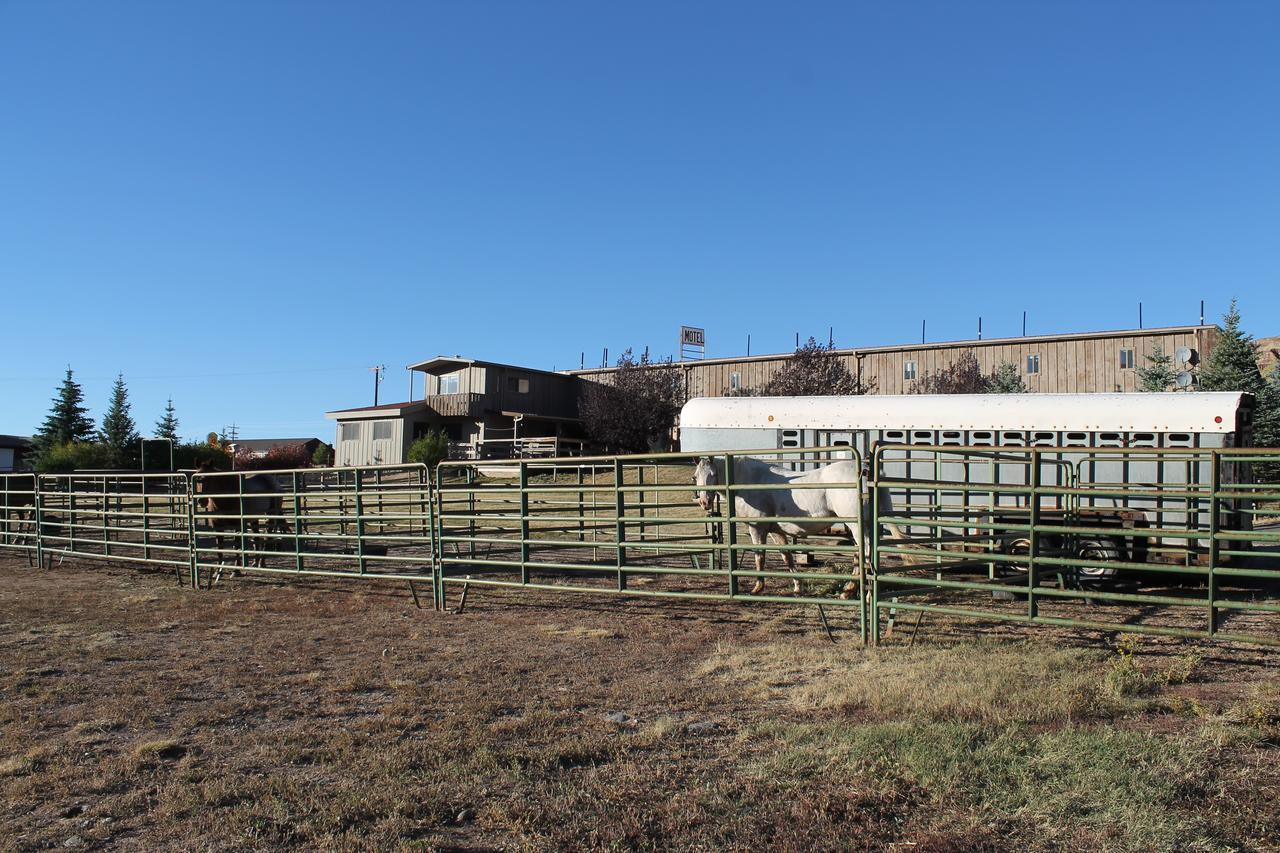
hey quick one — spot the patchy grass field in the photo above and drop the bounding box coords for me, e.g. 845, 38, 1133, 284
2, 557, 1279, 851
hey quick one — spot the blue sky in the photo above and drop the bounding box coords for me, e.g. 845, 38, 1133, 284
2, 1, 1277, 442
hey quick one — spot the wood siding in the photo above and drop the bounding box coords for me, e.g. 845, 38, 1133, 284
571, 327, 1215, 399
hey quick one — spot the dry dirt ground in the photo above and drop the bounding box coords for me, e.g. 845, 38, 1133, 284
2, 556, 1279, 852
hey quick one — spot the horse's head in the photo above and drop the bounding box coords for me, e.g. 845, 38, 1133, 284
192, 459, 232, 511
692, 456, 719, 514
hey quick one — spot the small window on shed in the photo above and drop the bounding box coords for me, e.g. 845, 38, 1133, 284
729, 372, 741, 391
1119, 348, 1135, 369
439, 373, 460, 395
903, 361, 918, 380
339, 422, 362, 442
372, 421, 394, 442
507, 376, 530, 394
1026, 354, 1041, 375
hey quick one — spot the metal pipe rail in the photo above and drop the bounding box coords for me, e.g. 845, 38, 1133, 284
435, 447, 871, 639
870, 444, 1280, 646
3, 464, 437, 597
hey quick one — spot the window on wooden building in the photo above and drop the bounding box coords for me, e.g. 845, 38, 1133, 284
1119, 348, 1135, 369
372, 421, 394, 442
507, 376, 530, 394
1026, 354, 1041, 374
339, 422, 362, 442
439, 373, 460, 395
729, 372, 741, 391
903, 361, 918, 380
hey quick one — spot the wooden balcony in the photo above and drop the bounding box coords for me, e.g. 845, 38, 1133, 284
421, 392, 491, 417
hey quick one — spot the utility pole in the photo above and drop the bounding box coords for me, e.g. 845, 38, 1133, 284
369, 365, 385, 406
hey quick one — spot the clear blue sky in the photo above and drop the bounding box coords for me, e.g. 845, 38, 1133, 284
2, 1, 1277, 442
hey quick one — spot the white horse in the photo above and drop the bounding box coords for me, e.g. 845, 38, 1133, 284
693, 455, 910, 596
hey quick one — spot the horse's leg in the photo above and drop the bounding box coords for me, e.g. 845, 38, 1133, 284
772, 532, 800, 593
250, 519, 264, 568
747, 525, 768, 595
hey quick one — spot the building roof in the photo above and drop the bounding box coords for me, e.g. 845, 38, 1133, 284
406, 355, 571, 380
680, 391, 1249, 434
569, 325, 1214, 374
325, 400, 431, 419
0, 435, 32, 449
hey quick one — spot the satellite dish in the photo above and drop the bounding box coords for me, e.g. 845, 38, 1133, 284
1175, 371, 1195, 389
1175, 346, 1193, 365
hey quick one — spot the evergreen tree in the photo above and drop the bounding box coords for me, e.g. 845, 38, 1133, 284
986, 362, 1027, 393
1254, 369, 1280, 482
154, 397, 180, 443
1198, 299, 1264, 396
99, 373, 140, 467
32, 367, 95, 454
1137, 344, 1178, 392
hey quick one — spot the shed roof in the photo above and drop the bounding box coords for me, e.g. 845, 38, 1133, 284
407, 355, 569, 380
0, 435, 32, 449
325, 400, 430, 419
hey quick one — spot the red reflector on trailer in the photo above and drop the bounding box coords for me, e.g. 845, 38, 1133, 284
1215, 416, 1223, 423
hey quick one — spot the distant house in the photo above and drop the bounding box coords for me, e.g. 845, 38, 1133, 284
0, 435, 33, 472
228, 437, 327, 460
326, 357, 584, 467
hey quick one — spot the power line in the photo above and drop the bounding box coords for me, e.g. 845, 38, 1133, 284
0, 365, 371, 383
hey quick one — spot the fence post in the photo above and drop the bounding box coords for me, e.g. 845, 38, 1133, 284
614, 458, 627, 591
34, 476, 45, 569
871, 451, 882, 645
141, 476, 150, 563
433, 468, 445, 611
858, 450, 869, 646
1028, 448, 1041, 620
519, 461, 530, 585
1207, 451, 1220, 637
102, 476, 110, 557
354, 469, 366, 575
724, 454, 737, 596
576, 466, 585, 544
292, 471, 303, 573
187, 474, 199, 588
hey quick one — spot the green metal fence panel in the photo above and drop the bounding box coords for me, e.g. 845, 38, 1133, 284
189, 463, 435, 590
1, 473, 40, 561
870, 444, 1280, 646
34, 472, 191, 583
435, 448, 869, 632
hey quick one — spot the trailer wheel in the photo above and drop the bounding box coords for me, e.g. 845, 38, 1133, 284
1073, 536, 1122, 587
999, 535, 1032, 575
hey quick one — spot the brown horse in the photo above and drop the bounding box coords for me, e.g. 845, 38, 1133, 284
193, 461, 289, 572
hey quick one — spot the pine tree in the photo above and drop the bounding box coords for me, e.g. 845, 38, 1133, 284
1254, 369, 1280, 482
1137, 344, 1178, 392
1198, 299, 1264, 396
986, 362, 1027, 393
99, 373, 140, 467
32, 367, 96, 454
155, 398, 180, 443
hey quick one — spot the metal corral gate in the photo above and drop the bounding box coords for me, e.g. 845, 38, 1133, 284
433, 448, 869, 634
871, 444, 1280, 646
1, 464, 435, 595
6, 448, 1280, 648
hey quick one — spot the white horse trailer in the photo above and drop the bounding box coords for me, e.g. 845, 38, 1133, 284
680, 393, 1256, 580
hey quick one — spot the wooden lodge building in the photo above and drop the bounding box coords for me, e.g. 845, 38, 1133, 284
571, 325, 1218, 399
327, 325, 1219, 465
326, 357, 583, 467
